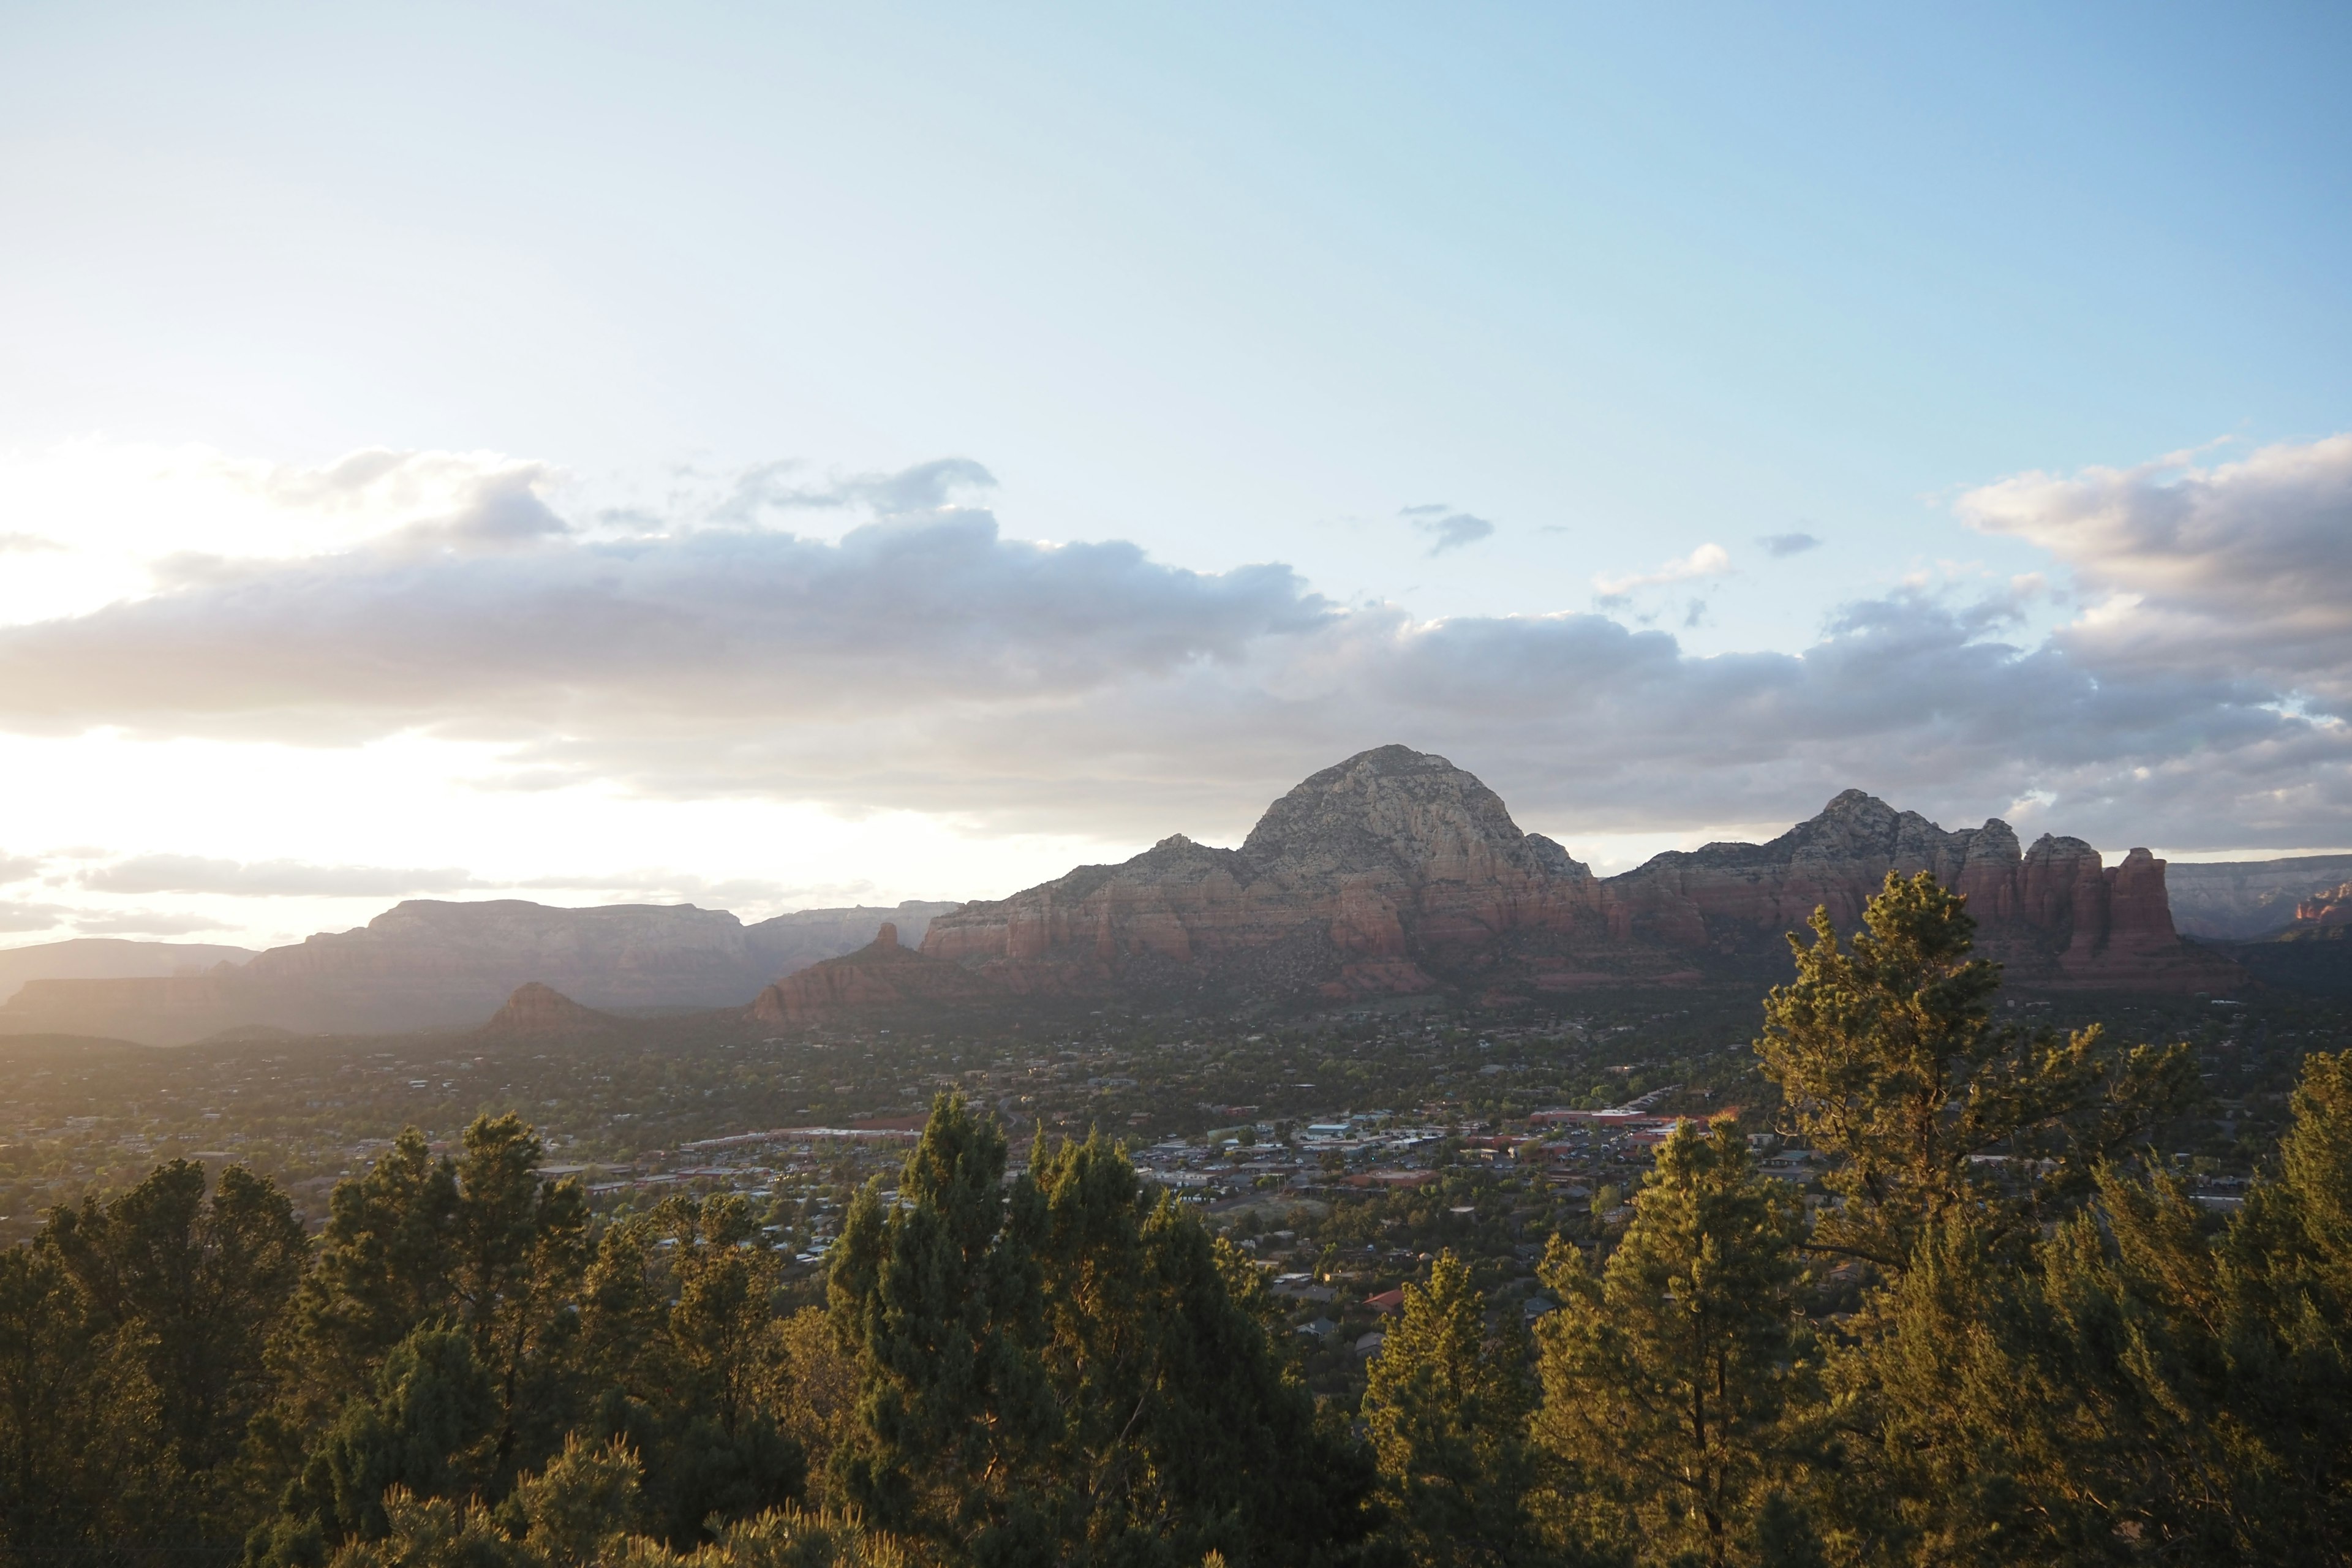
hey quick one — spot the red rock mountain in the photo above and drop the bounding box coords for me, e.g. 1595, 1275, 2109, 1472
776, 745, 2232, 1020
750, 922, 1000, 1025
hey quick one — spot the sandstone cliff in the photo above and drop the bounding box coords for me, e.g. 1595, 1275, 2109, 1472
1596, 789, 2207, 985
921, 746, 1608, 1005
841, 747, 2228, 1021
748, 922, 1002, 1025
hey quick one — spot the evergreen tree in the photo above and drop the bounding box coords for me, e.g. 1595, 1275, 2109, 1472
1757, 870, 2193, 1273
1533, 1119, 1814, 1568
1359, 1250, 1537, 1567
826, 1094, 1055, 1557
45, 1158, 307, 1539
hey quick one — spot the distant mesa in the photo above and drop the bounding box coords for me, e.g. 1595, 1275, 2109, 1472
480, 982, 618, 1037
0, 899, 957, 1047
0, 937, 257, 1005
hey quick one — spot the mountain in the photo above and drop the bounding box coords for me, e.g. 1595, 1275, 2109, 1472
0, 938, 256, 1003
2164, 854, 2352, 940
780, 746, 2233, 1020
478, 982, 620, 1038
0, 899, 956, 1046
1596, 789, 2197, 986
750, 922, 1000, 1025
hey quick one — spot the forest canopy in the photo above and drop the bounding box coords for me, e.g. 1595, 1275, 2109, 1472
0, 872, 2345, 1567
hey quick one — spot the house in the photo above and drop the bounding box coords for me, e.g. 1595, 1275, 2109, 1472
1365, 1287, 1406, 1316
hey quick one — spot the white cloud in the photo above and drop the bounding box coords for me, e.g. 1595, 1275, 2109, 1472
1961, 433, 2352, 712
1592, 542, 1731, 597
0, 440, 2348, 865
80, 854, 486, 898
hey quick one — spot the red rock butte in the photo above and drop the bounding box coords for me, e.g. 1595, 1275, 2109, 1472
762, 745, 2237, 1022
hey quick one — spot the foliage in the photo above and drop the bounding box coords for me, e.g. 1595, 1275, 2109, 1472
1360, 1250, 1537, 1566
1534, 1120, 1816, 1568
1757, 870, 2195, 1272
0, 875, 2350, 1568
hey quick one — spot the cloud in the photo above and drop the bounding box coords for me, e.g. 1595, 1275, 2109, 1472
1961, 432, 2352, 715
0, 533, 62, 554
1404, 507, 1496, 556
2, 445, 2351, 855
1593, 543, 1731, 596
0, 492, 1331, 742
81, 854, 486, 898
0, 900, 70, 934
0, 853, 37, 886
1758, 531, 1820, 558
72, 910, 235, 937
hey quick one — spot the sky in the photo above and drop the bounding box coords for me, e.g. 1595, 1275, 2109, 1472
2, 2, 2350, 951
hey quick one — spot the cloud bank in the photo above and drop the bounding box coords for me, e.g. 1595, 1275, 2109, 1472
0, 440, 2346, 854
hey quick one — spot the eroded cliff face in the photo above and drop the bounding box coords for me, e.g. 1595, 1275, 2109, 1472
885, 750, 2231, 1019
1596, 790, 2204, 982
750, 923, 1001, 1024
921, 745, 1607, 1003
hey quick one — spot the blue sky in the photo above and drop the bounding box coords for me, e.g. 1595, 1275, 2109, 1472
2, 3, 2349, 947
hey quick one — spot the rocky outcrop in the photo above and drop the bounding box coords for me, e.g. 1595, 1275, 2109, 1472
478, 982, 618, 1038
919, 747, 1608, 1006
2283, 883, 2352, 937
749, 924, 1004, 1025
879, 748, 2233, 1017
1595, 790, 2218, 986
0, 899, 957, 1046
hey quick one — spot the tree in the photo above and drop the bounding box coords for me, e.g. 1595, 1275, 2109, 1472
826, 1094, 1054, 1556
827, 1101, 1381, 1564
284, 1119, 587, 1484
579, 1196, 804, 1547
47, 1158, 306, 1535
1534, 1119, 1816, 1568
1756, 870, 2193, 1273
251, 1325, 500, 1567
1360, 1250, 1538, 1567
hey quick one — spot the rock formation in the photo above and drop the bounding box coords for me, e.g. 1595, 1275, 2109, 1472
0, 899, 957, 1046
763, 747, 2230, 1022
1596, 790, 2211, 985
749, 923, 1001, 1025
921, 747, 1611, 1004
478, 982, 619, 1038
2285, 883, 2352, 937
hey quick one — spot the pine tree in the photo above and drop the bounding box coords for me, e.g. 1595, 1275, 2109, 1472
1360, 1250, 1537, 1566
1757, 870, 2194, 1272
1532, 1119, 1814, 1568
46, 1158, 307, 1537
